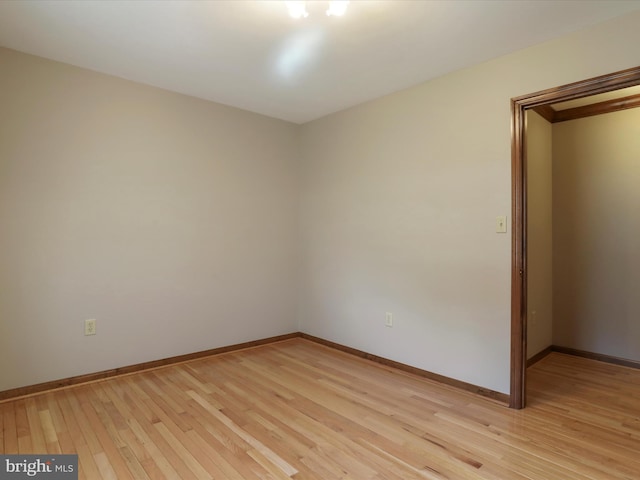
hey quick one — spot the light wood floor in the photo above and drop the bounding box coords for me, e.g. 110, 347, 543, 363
1, 339, 639, 479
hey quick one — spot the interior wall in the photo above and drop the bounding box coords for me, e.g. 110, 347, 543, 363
2, 11, 640, 396
552, 107, 640, 361
526, 111, 553, 359
298, 11, 640, 394
0, 48, 300, 392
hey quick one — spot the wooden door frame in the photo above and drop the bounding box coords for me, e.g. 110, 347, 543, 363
509, 66, 640, 409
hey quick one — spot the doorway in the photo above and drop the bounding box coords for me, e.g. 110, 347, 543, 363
510, 66, 640, 409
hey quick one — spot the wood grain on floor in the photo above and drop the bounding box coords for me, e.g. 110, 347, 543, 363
1, 339, 639, 479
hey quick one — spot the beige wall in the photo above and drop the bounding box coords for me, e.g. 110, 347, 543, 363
0, 48, 300, 391
526, 111, 553, 359
552, 107, 640, 360
2, 10, 640, 395
298, 11, 640, 393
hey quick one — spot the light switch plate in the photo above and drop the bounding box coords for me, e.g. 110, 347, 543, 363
385, 312, 393, 327
496, 216, 507, 233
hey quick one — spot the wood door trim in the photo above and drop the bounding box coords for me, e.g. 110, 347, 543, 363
510, 65, 640, 409
532, 93, 640, 123
532, 104, 556, 123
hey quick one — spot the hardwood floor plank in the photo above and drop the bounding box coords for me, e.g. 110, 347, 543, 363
44, 392, 75, 454
154, 422, 212, 480
1, 401, 18, 453
0, 403, 3, 452
186, 389, 298, 477
75, 443, 102, 480
185, 422, 259, 479
38, 409, 61, 453
15, 403, 32, 452
94, 451, 118, 480
105, 376, 231, 479
124, 416, 182, 479
184, 429, 244, 479
117, 389, 201, 479
79, 392, 135, 480
118, 445, 152, 480
239, 357, 475, 478
2, 341, 640, 479
67, 388, 107, 455
24, 397, 47, 452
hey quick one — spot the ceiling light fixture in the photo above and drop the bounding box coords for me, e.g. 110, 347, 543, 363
285, 1, 350, 19
325, 1, 349, 17
286, 1, 309, 19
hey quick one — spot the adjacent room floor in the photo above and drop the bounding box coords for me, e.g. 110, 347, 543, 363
1, 339, 639, 479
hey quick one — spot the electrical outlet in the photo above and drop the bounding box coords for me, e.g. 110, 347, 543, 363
385, 312, 393, 327
85, 319, 96, 336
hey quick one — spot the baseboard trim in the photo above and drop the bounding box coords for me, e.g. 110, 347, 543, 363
300, 333, 510, 405
0, 332, 301, 402
1, 331, 511, 406
552, 345, 640, 370
526, 346, 553, 368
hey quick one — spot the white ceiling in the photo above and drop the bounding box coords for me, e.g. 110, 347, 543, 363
1, 1, 639, 124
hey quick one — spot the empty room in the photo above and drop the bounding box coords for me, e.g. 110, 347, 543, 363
1, 1, 640, 479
